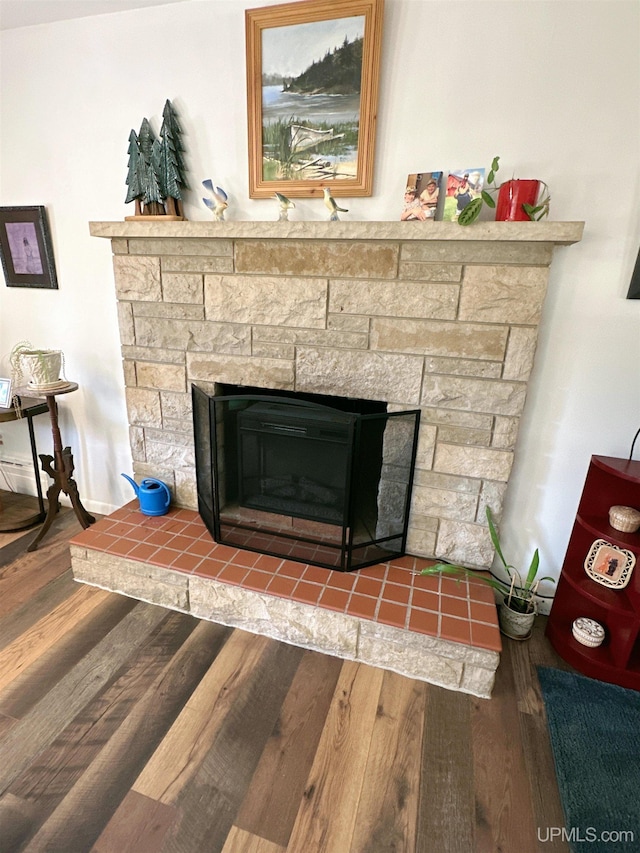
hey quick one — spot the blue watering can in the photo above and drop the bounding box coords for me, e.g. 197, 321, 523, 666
122, 473, 171, 516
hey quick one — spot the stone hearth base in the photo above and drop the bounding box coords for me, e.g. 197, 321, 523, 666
69, 503, 501, 698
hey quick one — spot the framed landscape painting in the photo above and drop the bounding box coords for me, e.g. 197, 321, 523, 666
246, 0, 384, 199
0, 206, 58, 289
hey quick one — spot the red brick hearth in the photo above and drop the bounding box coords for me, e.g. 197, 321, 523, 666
70, 502, 502, 697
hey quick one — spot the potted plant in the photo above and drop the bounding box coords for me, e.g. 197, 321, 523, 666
458, 156, 550, 225
10, 341, 63, 389
420, 506, 555, 639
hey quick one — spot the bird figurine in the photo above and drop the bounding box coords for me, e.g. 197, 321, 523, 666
323, 187, 348, 221
202, 180, 228, 221
274, 191, 295, 221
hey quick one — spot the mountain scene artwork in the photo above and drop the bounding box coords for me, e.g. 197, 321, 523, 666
261, 15, 365, 182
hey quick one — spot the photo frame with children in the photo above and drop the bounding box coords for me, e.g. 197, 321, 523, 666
401, 172, 443, 221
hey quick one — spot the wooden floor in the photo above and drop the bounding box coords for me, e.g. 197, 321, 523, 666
0, 495, 572, 853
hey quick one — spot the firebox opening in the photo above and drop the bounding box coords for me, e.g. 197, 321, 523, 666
193, 384, 420, 572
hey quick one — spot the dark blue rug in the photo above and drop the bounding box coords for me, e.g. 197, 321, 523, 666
538, 667, 640, 852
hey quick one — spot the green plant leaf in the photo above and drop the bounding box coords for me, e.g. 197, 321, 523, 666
491, 156, 500, 172
486, 506, 509, 570
481, 190, 496, 208
487, 170, 494, 184
524, 549, 540, 590
457, 197, 483, 225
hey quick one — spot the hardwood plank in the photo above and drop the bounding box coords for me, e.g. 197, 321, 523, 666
350, 670, 426, 853
471, 644, 540, 853
416, 684, 475, 853
286, 661, 385, 853
506, 632, 570, 852
222, 826, 287, 853
0, 490, 42, 534
19, 619, 232, 853
92, 790, 178, 853
0, 791, 39, 852
156, 637, 304, 853
0, 600, 169, 793
235, 649, 343, 847
0, 508, 74, 575
8, 611, 199, 809
0, 584, 110, 693
134, 630, 274, 804
0, 569, 77, 652
0, 593, 137, 719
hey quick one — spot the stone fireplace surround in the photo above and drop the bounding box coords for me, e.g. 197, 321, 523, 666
73, 219, 583, 697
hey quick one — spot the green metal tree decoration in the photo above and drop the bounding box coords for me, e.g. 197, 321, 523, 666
124, 99, 188, 219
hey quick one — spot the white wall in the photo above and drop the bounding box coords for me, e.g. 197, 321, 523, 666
1, 0, 638, 605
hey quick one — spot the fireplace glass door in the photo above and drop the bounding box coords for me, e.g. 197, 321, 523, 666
193, 385, 420, 571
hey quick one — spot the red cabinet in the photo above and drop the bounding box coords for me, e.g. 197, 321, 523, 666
546, 455, 640, 690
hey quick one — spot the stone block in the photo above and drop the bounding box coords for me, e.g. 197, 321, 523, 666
113, 255, 161, 302
135, 316, 251, 354
459, 265, 549, 324
425, 356, 502, 379
162, 256, 234, 274
459, 663, 496, 697
205, 275, 327, 328
413, 469, 481, 495
235, 240, 398, 279
436, 424, 492, 447
492, 416, 519, 450
126, 387, 161, 427
160, 391, 192, 421
405, 526, 437, 558
123, 345, 185, 365
421, 375, 526, 417
327, 313, 370, 332
295, 347, 423, 404
503, 326, 538, 381
175, 467, 198, 509
133, 302, 205, 320
162, 273, 203, 304
117, 301, 135, 346
400, 240, 553, 266
71, 552, 189, 611
434, 443, 514, 482
136, 362, 186, 392
435, 518, 495, 568
187, 352, 295, 390
397, 263, 463, 283
251, 341, 296, 360
189, 579, 359, 657
145, 439, 195, 469
329, 279, 459, 320
371, 318, 508, 361
128, 238, 233, 256
412, 484, 479, 522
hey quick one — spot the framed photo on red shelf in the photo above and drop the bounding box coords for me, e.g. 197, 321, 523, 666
584, 539, 636, 589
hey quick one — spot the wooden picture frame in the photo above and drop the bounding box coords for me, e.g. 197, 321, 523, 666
246, 0, 384, 199
0, 206, 58, 289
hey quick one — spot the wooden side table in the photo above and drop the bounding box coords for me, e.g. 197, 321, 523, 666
23, 382, 96, 551
0, 396, 48, 532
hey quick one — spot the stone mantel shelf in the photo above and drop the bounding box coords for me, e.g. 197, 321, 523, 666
90, 220, 584, 246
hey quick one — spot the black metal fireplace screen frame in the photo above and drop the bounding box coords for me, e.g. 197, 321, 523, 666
192, 385, 420, 571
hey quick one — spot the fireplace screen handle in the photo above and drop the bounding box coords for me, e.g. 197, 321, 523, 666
260, 421, 308, 435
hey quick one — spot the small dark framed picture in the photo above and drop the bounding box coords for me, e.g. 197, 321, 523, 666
0, 206, 58, 289
0, 378, 12, 409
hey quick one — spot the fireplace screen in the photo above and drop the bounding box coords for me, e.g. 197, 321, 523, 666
193, 385, 420, 571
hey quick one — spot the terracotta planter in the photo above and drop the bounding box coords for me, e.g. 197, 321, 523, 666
495, 179, 541, 222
